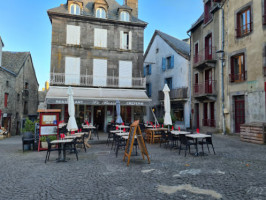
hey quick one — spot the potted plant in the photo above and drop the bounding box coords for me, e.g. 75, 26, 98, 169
40, 136, 48, 148
22, 118, 36, 150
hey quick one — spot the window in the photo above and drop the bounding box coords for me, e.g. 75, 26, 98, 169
236, 7, 252, 37
70, 4, 80, 15
145, 64, 151, 76
120, 11, 130, 22
204, 0, 212, 23
205, 34, 212, 60
166, 56, 171, 69
25, 82, 28, 89
230, 53, 246, 82
119, 61, 132, 87
164, 56, 174, 70
24, 101, 28, 115
120, 31, 132, 50
156, 48, 159, 54
194, 43, 199, 63
94, 28, 107, 48
6, 81, 8, 87
66, 25, 80, 45
4, 93, 8, 108
96, 8, 106, 18
146, 83, 152, 97
93, 59, 107, 87
165, 78, 173, 90
65, 57, 80, 85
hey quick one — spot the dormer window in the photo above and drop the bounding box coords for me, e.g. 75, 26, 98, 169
96, 8, 106, 18
120, 11, 130, 22
70, 4, 80, 15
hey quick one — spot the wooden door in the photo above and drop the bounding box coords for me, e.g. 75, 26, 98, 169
234, 96, 245, 133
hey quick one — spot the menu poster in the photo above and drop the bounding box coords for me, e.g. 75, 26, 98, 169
40, 126, 57, 135
42, 115, 57, 125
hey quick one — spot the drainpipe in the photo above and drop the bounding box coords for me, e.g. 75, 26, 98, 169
218, 2, 226, 135
187, 32, 192, 130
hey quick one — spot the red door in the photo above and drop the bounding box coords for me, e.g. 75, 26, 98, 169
195, 104, 199, 129
205, 69, 212, 94
194, 43, 199, 63
210, 102, 215, 127
205, 34, 212, 60
234, 96, 245, 133
203, 103, 208, 126
195, 74, 199, 94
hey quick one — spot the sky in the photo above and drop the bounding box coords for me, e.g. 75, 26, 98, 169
0, 0, 203, 90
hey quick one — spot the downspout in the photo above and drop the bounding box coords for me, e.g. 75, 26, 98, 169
187, 32, 192, 129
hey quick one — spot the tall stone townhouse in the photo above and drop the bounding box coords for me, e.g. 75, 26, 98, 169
46, 0, 150, 131
0, 38, 39, 135
144, 30, 191, 129
188, 0, 266, 134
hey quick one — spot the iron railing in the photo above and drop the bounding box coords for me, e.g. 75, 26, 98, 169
193, 47, 217, 66
50, 73, 146, 88
158, 87, 188, 100
194, 80, 217, 97
202, 119, 216, 127
236, 22, 252, 37
229, 71, 247, 83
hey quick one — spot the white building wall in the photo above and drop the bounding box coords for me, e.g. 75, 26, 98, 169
144, 35, 190, 128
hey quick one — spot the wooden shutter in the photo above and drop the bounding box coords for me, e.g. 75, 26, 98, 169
143, 65, 146, 77
129, 31, 132, 50
93, 59, 107, 87
94, 28, 107, 48
149, 64, 152, 74
119, 61, 132, 87
230, 57, 235, 82
66, 25, 80, 45
65, 57, 80, 85
236, 13, 241, 37
162, 58, 166, 71
120, 31, 123, 49
170, 55, 174, 69
243, 54, 246, 80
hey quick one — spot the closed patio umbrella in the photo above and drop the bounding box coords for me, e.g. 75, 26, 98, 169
163, 84, 172, 126
67, 87, 78, 132
116, 100, 123, 124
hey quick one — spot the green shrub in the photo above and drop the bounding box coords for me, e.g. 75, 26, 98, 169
22, 118, 36, 133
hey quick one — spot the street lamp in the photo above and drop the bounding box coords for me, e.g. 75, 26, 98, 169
216, 50, 226, 135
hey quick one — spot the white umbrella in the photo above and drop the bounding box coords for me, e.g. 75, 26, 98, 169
67, 87, 78, 131
163, 84, 172, 126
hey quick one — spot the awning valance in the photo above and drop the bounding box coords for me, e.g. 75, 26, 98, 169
46, 86, 151, 106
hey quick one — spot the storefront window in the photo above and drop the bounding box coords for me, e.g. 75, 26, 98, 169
85, 105, 92, 123
133, 107, 146, 123
121, 106, 131, 123
107, 106, 114, 123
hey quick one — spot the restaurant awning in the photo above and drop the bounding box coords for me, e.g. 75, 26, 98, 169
46, 86, 151, 106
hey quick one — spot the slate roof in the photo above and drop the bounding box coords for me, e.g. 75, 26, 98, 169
144, 30, 190, 60
48, 0, 146, 24
2, 51, 30, 74
187, 13, 204, 33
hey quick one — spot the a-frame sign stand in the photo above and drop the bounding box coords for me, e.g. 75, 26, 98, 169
123, 120, 150, 166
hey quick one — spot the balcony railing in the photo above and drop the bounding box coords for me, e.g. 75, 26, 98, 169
158, 87, 188, 100
50, 73, 146, 88
236, 22, 252, 37
193, 47, 217, 66
202, 119, 216, 127
194, 80, 217, 97
229, 71, 247, 83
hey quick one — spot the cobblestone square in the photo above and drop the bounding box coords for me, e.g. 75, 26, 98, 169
0, 134, 266, 200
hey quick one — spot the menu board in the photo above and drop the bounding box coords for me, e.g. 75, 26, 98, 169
42, 115, 57, 125
40, 126, 57, 135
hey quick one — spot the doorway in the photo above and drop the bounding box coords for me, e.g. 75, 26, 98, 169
234, 96, 245, 133
94, 106, 105, 131
195, 103, 199, 129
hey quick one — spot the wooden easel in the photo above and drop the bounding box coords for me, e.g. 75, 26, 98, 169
123, 121, 150, 166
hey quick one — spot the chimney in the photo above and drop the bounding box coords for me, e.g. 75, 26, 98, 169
125, 0, 138, 17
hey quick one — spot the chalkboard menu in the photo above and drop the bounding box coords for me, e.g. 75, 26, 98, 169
123, 120, 150, 166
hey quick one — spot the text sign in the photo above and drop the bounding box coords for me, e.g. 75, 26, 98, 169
40, 126, 57, 135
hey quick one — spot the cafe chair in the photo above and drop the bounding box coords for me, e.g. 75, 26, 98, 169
92, 124, 99, 140
44, 138, 60, 163
76, 134, 86, 152
160, 131, 169, 148
167, 131, 178, 149
179, 134, 197, 157
198, 132, 216, 154
22, 132, 34, 152
65, 138, 79, 161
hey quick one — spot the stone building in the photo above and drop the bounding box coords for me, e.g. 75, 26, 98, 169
46, 0, 150, 131
188, 0, 223, 133
144, 30, 191, 128
188, 0, 266, 134
0, 47, 39, 135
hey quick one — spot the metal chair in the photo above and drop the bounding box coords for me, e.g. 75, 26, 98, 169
44, 138, 60, 163
198, 132, 216, 154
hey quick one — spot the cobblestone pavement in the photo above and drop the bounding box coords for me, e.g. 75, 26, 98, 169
0, 134, 266, 200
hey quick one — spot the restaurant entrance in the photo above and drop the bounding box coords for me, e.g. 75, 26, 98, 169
94, 106, 105, 131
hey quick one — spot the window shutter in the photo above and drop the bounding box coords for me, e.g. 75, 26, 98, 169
236, 13, 241, 37
94, 29, 107, 48
243, 54, 246, 80
230, 57, 235, 82
162, 58, 166, 71
66, 25, 80, 45
129, 31, 132, 50
170, 55, 174, 68
93, 59, 107, 86
120, 31, 123, 49
119, 61, 132, 87
143, 66, 146, 77
65, 57, 80, 85
149, 64, 152, 74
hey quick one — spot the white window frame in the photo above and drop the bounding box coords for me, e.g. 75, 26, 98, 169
94, 28, 107, 48
70, 4, 80, 15
66, 25, 80, 45
120, 31, 132, 50
120, 11, 130, 22
96, 8, 106, 18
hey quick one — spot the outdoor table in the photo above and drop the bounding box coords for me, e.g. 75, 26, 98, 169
171, 131, 191, 135
116, 132, 129, 137
110, 130, 123, 133
145, 128, 167, 144
186, 134, 211, 156
121, 135, 137, 140
50, 139, 73, 162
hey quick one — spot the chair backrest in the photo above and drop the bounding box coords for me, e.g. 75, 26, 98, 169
179, 134, 188, 145
206, 132, 213, 143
